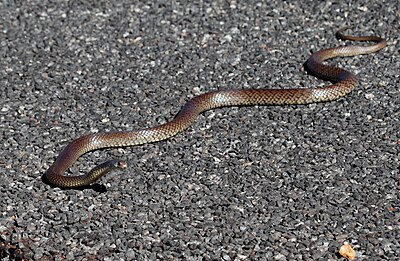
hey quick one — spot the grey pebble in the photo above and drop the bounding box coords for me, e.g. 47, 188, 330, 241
0, 0, 398, 260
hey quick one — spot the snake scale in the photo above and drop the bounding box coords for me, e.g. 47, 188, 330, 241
45, 28, 386, 188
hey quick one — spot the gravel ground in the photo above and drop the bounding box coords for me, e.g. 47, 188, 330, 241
1, 0, 399, 260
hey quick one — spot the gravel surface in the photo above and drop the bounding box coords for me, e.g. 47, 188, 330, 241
1, 0, 399, 260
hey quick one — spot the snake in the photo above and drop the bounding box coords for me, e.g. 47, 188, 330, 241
45, 28, 386, 188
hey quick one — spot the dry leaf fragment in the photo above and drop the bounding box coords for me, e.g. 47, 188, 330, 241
339, 243, 356, 260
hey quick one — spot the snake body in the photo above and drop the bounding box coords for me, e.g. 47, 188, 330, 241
46, 28, 386, 188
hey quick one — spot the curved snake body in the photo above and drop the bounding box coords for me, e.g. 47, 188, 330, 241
46, 28, 386, 188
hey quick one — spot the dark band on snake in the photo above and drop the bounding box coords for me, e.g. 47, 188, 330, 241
45, 27, 387, 188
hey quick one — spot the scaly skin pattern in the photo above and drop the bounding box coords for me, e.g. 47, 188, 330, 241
45, 28, 387, 188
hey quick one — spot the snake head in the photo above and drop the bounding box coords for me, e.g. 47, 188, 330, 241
86, 159, 128, 183
106, 159, 128, 170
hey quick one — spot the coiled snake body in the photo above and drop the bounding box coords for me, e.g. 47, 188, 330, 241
46, 28, 386, 188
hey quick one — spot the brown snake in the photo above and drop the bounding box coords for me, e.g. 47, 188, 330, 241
45, 28, 386, 188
